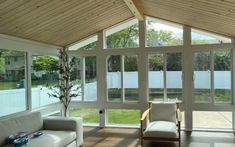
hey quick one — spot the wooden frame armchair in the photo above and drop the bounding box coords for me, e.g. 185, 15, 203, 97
140, 102, 182, 147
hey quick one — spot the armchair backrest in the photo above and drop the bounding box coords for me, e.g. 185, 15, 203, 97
150, 102, 176, 122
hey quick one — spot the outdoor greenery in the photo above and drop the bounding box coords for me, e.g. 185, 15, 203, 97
108, 109, 140, 124
0, 82, 18, 90
194, 89, 231, 103
70, 108, 99, 123
70, 108, 140, 125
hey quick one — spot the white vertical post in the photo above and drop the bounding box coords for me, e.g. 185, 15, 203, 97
121, 55, 125, 102
211, 51, 215, 104
81, 57, 85, 102
138, 20, 148, 128
183, 25, 193, 131
232, 38, 235, 131
163, 54, 167, 100
97, 30, 106, 127
26, 51, 32, 111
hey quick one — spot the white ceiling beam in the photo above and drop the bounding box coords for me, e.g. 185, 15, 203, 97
124, 0, 144, 21
0, 34, 62, 54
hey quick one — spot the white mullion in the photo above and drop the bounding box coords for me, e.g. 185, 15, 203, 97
232, 38, 235, 131
183, 25, 193, 131
26, 51, 32, 111
163, 53, 167, 101
121, 55, 125, 103
81, 57, 85, 102
211, 51, 215, 104
97, 30, 106, 127
138, 20, 149, 128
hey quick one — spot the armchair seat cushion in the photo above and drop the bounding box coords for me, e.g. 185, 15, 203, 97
144, 121, 177, 138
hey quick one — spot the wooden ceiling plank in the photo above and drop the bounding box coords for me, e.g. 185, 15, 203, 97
38, 8, 132, 46
123, 0, 144, 21
0, 0, 22, 10
143, 2, 235, 37
145, 3, 235, 26
25, 0, 127, 37
54, 10, 133, 45
36, 7, 131, 45
0, 0, 71, 32
173, 0, 235, 16
22, 0, 105, 36
0, 0, 51, 25
17, 0, 86, 27
153, 0, 235, 18
145, 1, 235, 23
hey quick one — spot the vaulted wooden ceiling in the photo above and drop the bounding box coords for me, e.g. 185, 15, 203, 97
0, 0, 234, 47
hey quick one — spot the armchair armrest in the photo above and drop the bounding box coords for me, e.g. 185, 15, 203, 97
176, 108, 182, 122
141, 108, 150, 121
140, 108, 151, 138
43, 117, 83, 146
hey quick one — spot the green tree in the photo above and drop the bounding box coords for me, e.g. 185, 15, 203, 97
33, 55, 58, 72
194, 52, 210, 70
146, 19, 183, 47
80, 41, 98, 50
167, 53, 182, 71
106, 24, 139, 48
124, 56, 138, 71
214, 50, 230, 70
0, 50, 5, 75
149, 54, 164, 71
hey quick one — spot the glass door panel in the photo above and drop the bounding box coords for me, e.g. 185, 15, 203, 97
148, 54, 164, 101
193, 52, 211, 103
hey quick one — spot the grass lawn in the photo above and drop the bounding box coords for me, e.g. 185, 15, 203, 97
107, 109, 140, 124
70, 108, 140, 125
0, 82, 17, 90
70, 108, 99, 123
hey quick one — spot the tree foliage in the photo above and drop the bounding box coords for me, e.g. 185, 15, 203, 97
106, 24, 139, 48
0, 50, 5, 74
33, 55, 58, 72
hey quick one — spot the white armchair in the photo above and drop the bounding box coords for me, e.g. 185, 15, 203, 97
140, 102, 181, 147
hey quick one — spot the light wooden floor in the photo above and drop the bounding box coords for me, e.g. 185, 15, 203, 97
83, 127, 235, 147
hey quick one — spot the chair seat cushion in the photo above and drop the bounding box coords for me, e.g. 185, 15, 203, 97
144, 121, 177, 138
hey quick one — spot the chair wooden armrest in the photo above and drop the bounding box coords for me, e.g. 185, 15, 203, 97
140, 108, 151, 136
141, 108, 151, 121
140, 108, 151, 147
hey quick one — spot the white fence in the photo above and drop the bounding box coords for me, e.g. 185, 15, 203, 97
107, 71, 231, 89
0, 71, 231, 116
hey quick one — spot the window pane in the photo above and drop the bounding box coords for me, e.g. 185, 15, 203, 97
166, 53, 182, 100
107, 109, 140, 125
105, 19, 139, 49
214, 50, 231, 103
0, 49, 26, 116
84, 56, 97, 101
68, 35, 98, 50
146, 17, 183, 47
193, 111, 232, 129
31, 55, 59, 108
70, 108, 99, 124
71, 57, 82, 101
193, 52, 211, 103
191, 28, 232, 45
124, 55, 138, 102
148, 54, 164, 101
107, 55, 121, 102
